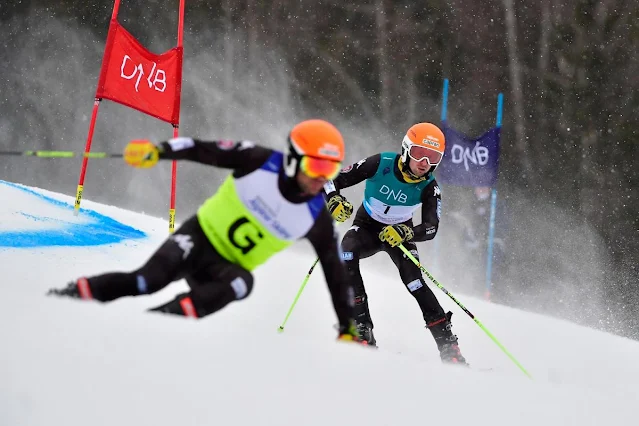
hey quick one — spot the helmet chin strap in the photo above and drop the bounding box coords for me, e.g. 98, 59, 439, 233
398, 158, 428, 183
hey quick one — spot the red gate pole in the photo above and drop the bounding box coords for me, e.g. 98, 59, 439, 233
74, 0, 122, 215
168, 0, 186, 233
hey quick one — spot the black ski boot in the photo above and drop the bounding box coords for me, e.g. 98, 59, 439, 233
356, 322, 377, 347
427, 311, 468, 365
47, 278, 93, 300
148, 293, 199, 318
438, 341, 467, 365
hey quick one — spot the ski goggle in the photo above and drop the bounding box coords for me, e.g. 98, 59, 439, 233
403, 136, 443, 167
299, 156, 342, 179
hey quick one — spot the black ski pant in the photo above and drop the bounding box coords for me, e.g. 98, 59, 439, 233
84, 215, 254, 318
340, 225, 447, 329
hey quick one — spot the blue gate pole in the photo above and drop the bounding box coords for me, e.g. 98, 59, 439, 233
485, 93, 503, 300
434, 79, 449, 274
441, 79, 449, 122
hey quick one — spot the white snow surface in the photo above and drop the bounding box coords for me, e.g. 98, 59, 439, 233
1, 181, 638, 426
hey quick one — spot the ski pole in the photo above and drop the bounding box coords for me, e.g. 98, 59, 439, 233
278, 257, 320, 332
0, 150, 123, 159
398, 244, 532, 379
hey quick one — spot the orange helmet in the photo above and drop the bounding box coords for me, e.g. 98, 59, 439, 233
285, 119, 345, 179
400, 122, 446, 173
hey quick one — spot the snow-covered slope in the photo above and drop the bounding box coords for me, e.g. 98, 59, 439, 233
1, 180, 637, 426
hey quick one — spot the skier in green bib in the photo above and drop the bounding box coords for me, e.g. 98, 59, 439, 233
48, 119, 362, 343
324, 122, 468, 364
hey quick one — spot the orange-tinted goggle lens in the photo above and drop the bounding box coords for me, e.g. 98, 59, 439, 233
408, 145, 443, 166
300, 156, 342, 179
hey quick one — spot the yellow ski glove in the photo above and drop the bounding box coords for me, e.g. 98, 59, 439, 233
327, 194, 353, 222
123, 139, 160, 168
378, 224, 414, 247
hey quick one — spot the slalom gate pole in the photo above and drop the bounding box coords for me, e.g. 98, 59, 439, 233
168, 0, 186, 234
398, 243, 532, 379
169, 129, 178, 234
278, 257, 320, 332
0, 150, 123, 158
74, 99, 102, 216
485, 92, 504, 300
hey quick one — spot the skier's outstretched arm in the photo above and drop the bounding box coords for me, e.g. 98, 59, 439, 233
305, 209, 355, 332
412, 179, 442, 242
324, 153, 381, 196
157, 138, 272, 170
323, 153, 380, 223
